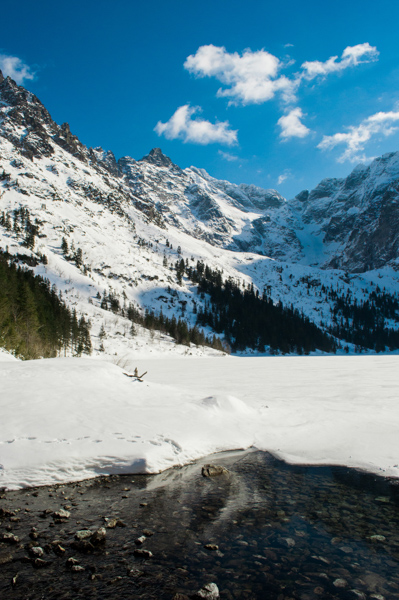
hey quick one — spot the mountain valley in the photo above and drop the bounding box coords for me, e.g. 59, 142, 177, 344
1, 70, 399, 360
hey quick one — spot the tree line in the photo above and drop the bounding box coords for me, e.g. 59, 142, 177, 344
183, 260, 336, 354
126, 303, 226, 351
0, 250, 91, 359
328, 286, 399, 352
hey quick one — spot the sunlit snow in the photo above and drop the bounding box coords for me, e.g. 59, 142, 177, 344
1, 354, 398, 490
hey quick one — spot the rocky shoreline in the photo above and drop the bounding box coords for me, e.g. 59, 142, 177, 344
1, 451, 399, 600
0, 468, 227, 599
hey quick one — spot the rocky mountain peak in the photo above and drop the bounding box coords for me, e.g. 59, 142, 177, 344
295, 190, 310, 203
140, 147, 174, 168
91, 147, 120, 176
0, 70, 4, 84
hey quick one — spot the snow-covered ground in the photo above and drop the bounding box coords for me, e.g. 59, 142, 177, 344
1, 353, 398, 490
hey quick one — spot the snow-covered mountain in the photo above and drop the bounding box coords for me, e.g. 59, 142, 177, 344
292, 154, 399, 272
1, 69, 399, 358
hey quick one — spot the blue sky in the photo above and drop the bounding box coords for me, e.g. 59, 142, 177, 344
1, 0, 399, 198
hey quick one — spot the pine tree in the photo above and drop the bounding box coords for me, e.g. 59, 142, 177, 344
61, 237, 69, 255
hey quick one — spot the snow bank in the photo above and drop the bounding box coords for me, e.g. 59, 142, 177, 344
1, 355, 398, 489
0, 348, 18, 361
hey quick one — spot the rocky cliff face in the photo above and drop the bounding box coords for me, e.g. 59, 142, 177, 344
0, 72, 92, 163
1, 69, 399, 274
293, 153, 399, 271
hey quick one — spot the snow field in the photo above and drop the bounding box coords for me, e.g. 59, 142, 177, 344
1, 354, 398, 489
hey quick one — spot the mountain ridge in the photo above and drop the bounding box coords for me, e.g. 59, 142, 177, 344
3, 68, 399, 273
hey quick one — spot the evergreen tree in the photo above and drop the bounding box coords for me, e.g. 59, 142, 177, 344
61, 237, 69, 255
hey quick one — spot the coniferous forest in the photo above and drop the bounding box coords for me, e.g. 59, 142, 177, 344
327, 286, 399, 352
185, 261, 337, 354
0, 251, 92, 359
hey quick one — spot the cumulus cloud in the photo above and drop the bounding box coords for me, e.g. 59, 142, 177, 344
278, 108, 311, 139
184, 44, 297, 105
0, 53, 35, 84
318, 109, 399, 162
183, 43, 378, 108
300, 43, 378, 81
154, 105, 238, 146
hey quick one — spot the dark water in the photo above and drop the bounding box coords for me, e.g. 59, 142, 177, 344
1, 450, 399, 599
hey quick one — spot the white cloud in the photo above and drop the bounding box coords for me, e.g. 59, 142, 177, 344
300, 43, 378, 81
184, 44, 297, 105
218, 150, 239, 161
0, 53, 35, 85
277, 173, 289, 185
154, 105, 238, 146
278, 108, 311, 139
183, 43, 378, 108
318, 109, 399, 162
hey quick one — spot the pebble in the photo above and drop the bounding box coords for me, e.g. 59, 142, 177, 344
204, 544, 219, 551
143, 529, 154, 536
66, 557, 80, 568
135, 535, 146, 545
29, 546, 44, 558
193, 582, 220, 599
105, 518, 118, 528
90, 527, 106, 545
281, 537, 295, 548
52, 509, 70, 519
52, 543, 66, 555
75, 529, 93, 541
333, 578, 348, 588
32, 558, 51, 568
350, 591, 367, 599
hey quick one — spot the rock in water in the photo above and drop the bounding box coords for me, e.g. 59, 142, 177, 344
193, 583, 220, 599
201, 464, 228, 477
90, 527, 106, 545
75, 529, 93, 541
